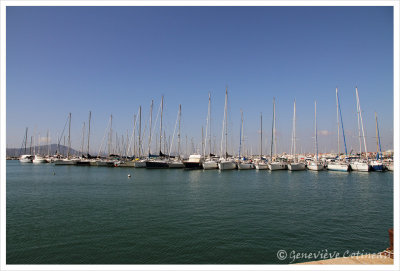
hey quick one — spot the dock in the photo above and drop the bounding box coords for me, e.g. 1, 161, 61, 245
297, 228, 394, 265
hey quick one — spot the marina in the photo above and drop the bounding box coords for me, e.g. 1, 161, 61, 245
8, 86, 394, 173
4, 5, 395, 267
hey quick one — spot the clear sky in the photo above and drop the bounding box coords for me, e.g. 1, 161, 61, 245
6, 6, 393, 156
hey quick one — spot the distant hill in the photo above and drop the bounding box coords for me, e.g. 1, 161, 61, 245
6, 144, 79, 157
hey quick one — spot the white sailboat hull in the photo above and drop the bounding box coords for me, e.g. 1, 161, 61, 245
350, 161, 370, 172
32, 155, 47, 164
218, 161, 236, 170
255, 163, 269, 170
308, 163, 324, 171
268, 162, 287, 171
238, 163, 254, 170
19, 155, 33, 163
327, 163, 349, 172
202, 160, 218, 169
288, 163, 306, 171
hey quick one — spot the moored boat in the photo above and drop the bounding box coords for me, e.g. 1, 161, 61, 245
370, 160, 385, 172
218, 88, 236, 171
255, 160, 269, 170
288, 162, 306, 171
32, 155, 47, 164
288, 100, 305, 171
183, 154, 204, 169
202, 159, 218, 169
308, 101, 324, 171
327, 161, 350, 172
350, 160, 370, 172
268, 161, 287, 170
218, 158, 237, 170
307, 161, 324, 171
327, 89, 350, 172
19, 154, 33, 163
238, 161, 254, 170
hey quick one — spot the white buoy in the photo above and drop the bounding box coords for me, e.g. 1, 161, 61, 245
128, 174, 131, 178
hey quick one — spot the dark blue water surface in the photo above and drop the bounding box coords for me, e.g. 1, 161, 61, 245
6, 161, 393, 264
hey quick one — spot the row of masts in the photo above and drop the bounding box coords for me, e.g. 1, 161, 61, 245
19, 87, 384, 160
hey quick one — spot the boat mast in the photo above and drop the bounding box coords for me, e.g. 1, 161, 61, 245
133, 114, 136, 157
270, 98, 275, 159
46, 130, 49, 156
337, 89, 348, 156
356, 89, 362, 158
220, 88, 227, 158
375, 112, 379, 157
204, 93, 211, 158
314, 101, 318, 161
292, 100, 296, 162
138, 105, 142, 158
225, 88, 228, 159
201, 126, 204, 156
375, 112, 382, 160
239, 110, 243, 159
37, 133, 40, 155
356, 87, 368, 159
80, 122, 85, 157
87, 111, 91, 157
160, 96, 164, 155
209, 93, 212, 156
336, 88, 340, 156
24, 127, 28, 154
178, 104, 181, 158
148, 99, 153, 157
67, 112, 71, 158
260, 112, 263, 159
30, 136, 33, 155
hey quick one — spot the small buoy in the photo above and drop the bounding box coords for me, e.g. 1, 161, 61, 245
128, 174, 131, 178
53, 171, 56, 175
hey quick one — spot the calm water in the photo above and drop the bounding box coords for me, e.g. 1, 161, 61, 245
6, 160, 393, 264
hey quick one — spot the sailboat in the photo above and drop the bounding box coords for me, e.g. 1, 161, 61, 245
327, 88, 350, 171
203, 93, 219, 170
146, 96, 169, 168
255, 112, 268, 170
237, 110, 254, 170
218, 87, 236, 170
350, 87, 370, 172
32, 133, 48, 164
19, 127, 33, 163
288, 99, 306, 171
169, 104, 185, 168
268, 98, 287, 170
308, 101, 324, 171
55, 113, 78, 165
76, 120, 91, 166
133, 100, 154, 168
370, 112, 385, 171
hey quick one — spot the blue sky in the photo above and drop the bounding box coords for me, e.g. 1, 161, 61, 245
6, 6, 393, 155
